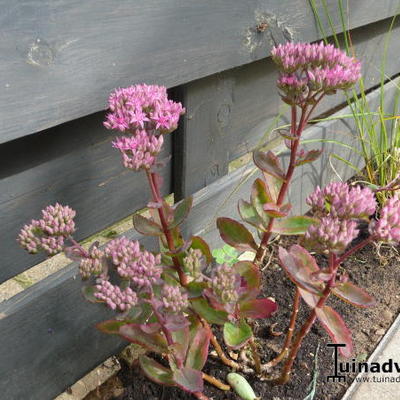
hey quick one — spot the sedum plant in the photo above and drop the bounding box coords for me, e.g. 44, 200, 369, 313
18, 42, 400, 396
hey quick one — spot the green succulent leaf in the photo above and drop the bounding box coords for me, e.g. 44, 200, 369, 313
96, 319, 126, 334
223, 319, 253, 349
253, 149, 286, 181
185, 325, 211, 370
332, 282, 376, 308
170, 196, 193, 228
133, 214, 163, 236
238, 199, 267, 231
316, 305, 353, 358
278, 246, 323, 295
190, 236, 212, 264
217, 217, 258, 252
233, 261, 260, 298
173, 366, 204, 393
272, 216, 318, 235
139, 355, 175, 386
227, 373, 258, 400
262, 172, 282, 203
251, 178, 272, 221
82, 286, 101, 303
190, 298, 229, 325
239, 298, 278, 319
295, 149, 323, 166
212, 244, 240, 266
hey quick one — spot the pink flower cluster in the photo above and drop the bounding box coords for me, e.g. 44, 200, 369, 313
105, 237, 162, 287
307, 182, 376, 219
305, 217, 359, 254
271, 42, 361, 105
161, 285, 189, 313
79, 245, 105, 279
17, 203, 76, 255
94, 279, 138, 311
112, 130, 164, 170
104, 84, 185, 134
211, 264, 240, 304
369, 196, 400, 243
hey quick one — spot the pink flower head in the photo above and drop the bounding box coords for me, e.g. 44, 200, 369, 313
94, 279, 138, 312
307, 182, 376, 219
304, 216, 359, 254
17, 203, 76, 255
369, 196, 400, 243
112, 130, 164, 170
104, 84, 185, 134
105, 236, 162, 287
211, 264, 240, 305
79, 245, 105, 279
271, 42, 361, 105
161, 284, 189, 313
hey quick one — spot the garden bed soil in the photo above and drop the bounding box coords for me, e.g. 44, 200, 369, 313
85, 238, 400, 400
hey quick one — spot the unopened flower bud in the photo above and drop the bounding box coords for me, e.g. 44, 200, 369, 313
79, 245, 105, 279
211, 264, 240, 304
183, 248, 203, 279
95, 279, 138, 312
161, 284, 189, 313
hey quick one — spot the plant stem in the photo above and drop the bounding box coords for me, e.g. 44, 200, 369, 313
202, 373, 230, 391
145, 169, 188, 286
248, 337, 262, 374
336, 237, 372, 264
266, 288, 300, 367
201, 319, 240, 369
68, 237, 89, 257
275, 253, 338, 384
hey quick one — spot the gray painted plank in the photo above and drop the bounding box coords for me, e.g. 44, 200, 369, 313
0, 0, 398, 144
0, 77, 398, 400
174, 16, 400, 198
0, 112, 172, 283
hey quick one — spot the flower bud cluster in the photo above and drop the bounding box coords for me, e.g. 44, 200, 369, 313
112, 130, 164, 170
271, 42, 361, 105
17, 203, 76, 255
183, 248, 203, 279
369, 196, 400, 243
211, 264, 240, 304
105, 236, 162, 287
304, 217, 359, 254
161, 284, 189, 313
79, 245, 105, 279
94, 279, 138, 311
104, 84, 185, 134
307, 182, 376, 219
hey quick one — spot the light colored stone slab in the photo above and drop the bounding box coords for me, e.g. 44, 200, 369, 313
342, 313, 400, 400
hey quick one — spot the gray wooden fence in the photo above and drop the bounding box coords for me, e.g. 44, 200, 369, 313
0, 2, 399, 399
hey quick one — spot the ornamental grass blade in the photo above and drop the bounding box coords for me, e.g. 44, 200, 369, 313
217, 217, 258, 252
253, 149, 286, 181
332, 281, 376, 308
278, 246, 323, 295
272, 216, 318, 235
139, 355, 175, 386
316, 305, 353, 357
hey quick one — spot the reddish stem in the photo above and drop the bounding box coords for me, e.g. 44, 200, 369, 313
145, 169, 188, 286
193, 392, 211, 400
68, 237, 89, 257
276, 253, 338, 384
336, 237, 372, 265
267, 288, 300, 367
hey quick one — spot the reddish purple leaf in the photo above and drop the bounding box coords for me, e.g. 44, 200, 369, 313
170, 196, 193, 228
295, 149, 323, 166
253, 150, 286, 181
239, 298, 278, 319
119, 324, 168, 354
96, 319, 126, 334
263, 203, 290, 218
262, 172, 282, 203
133, 214, 163, 236
278, 246, 323, 295
173, 366, 204, 393
298, 288, 320, 308
251, 178, 272, 220
190, 236, 212, 264
333, 281, 376, 308
217, 217, 258, 252
316, 305, 353, 357
233, 261, 261, 299
185, 326, 211, 370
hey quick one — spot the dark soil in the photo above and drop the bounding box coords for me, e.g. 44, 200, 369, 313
85, 238, 400, 400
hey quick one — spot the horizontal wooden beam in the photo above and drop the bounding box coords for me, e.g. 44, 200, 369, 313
0, 112, 172, 283
0, 77, 398, 400
0, 0, 398, 143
